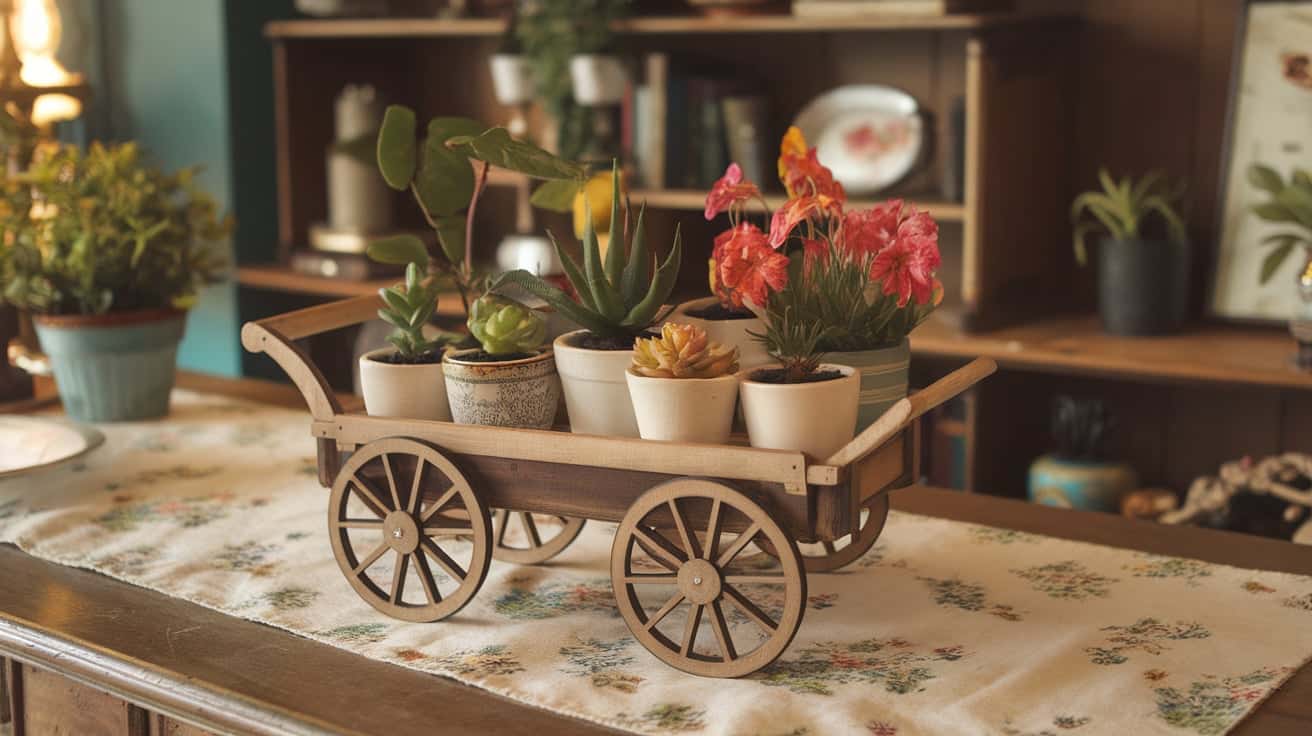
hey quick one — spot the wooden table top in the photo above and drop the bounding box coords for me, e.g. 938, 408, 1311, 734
1, 373, 1309, 735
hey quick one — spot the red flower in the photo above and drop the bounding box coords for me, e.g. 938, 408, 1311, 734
704, 163, 761, 220
867, 207, 940, 306
717, 223, 789, 308
840, 199, 904, 258
777, 126, 846, 202
768, 194, 842, 247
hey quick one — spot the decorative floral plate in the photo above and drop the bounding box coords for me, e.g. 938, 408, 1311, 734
793, 85, 924, 195
0, 416, 104, 479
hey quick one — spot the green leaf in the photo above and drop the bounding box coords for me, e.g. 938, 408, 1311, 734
1252, 202, 1299, 225
530, 178, 581, 212
1276, 185, 1312, 229
1072, 222, 1099, 266
427, 117, 486, 141
490, 269, 619, 336
619, 203, 650, 307
581, 204, 624, 321
414, 135, 474, 218
1293, 169, 1312, 189
603, 162, 624, 289
1261, 241, 1296, 284
377, 105, 417, 190
1261, 232, 1307, 248
1247, 164, 1284, 195
377, 308, 409, 330
622, 225, 681, 328
1142, 195, 1188, 243
434, 215, 467, 267
367, 234, 428, 269
1073, 192, 1131, 240
547, 231, 596, 311
447, 128, 586, 181
380, 286, 410, 315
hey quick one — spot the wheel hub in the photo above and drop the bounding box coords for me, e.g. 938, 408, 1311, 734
677, 559, 722, 604
383, 511, 420, 554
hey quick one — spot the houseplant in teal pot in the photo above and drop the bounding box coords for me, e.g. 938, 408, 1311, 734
1028, 396, 1137, 512
1072, 169, 1189, 336
1, 142, 230, 422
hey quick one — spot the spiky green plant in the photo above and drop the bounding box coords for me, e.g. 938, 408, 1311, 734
492, 162, 682, 341
468, 294, 546, 355
1071, 169, 1187, 266
1248, 163, 1312, 284
378, 263, 448, 363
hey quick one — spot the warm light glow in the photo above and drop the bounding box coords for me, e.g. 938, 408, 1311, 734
12, 0, 57, 58
9, 0, 81, 126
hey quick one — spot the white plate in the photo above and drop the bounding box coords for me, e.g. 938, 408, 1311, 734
0, 416, 105, 479
794, 85, 924, 195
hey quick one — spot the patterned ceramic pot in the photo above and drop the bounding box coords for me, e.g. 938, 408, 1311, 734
670, 296, 771, 371
826, 338, 910, 433
442, 348, 561, 429
34, 309, 185, 423
1028, 454, 1138, 512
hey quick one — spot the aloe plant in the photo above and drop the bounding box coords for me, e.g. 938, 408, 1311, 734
493, 162, 682, 341
1248, 163, 1312, 284
1071, 169, 1187, 266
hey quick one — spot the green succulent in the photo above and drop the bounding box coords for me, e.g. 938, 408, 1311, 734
1247, 163, 1312, 284
1071, 169, 1187, 266
492, 162, 682, 341
378, 263, 448, 362
469, 294, 546, 355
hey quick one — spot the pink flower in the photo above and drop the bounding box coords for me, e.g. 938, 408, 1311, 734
717, 223, 789, 308
867, 207, 941, 306
703, 163, 760, 220
767, 194, 842, 247
840, 199, 904, 258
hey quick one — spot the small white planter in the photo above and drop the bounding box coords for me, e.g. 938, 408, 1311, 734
489, 54, 536, 105
358, 348, 450, 421
625, 371, 738, 444
569, 54, 628, 106
738, 363, 859, 461
443, 348, 561, 429
671, 296, 771, 370
553, 329, 639, 437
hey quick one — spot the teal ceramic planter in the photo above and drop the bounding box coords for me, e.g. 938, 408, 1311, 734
1028, 454, 1137, 512
826, 338, 910, 432
34, 310, 186, 422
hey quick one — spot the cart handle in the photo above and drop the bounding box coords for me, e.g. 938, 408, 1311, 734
822, 357, 996, 468
240, 294, 382, 421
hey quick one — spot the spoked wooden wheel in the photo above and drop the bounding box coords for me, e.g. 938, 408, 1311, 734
329, 438, 492, 622
491, 510, 585, 564
611, 479, 806, 678
758, 493, 890, 572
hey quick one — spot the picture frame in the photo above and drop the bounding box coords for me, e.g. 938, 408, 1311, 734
1209, 0, 1312, 323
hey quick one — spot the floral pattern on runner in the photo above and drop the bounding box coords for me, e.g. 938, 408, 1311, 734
1012, 560, 1118, 600
560, 637, 645, 693
1085, 618, 1211, 665
756, 637, 968, 696
1152, 667, 1287, 735
615, 704, 706, 733
918, 576, 1024, 621
1123, 554, 1213, 587
493, 577, 618, 619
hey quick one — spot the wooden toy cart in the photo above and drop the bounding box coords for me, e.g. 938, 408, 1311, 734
242, 295, 995, 678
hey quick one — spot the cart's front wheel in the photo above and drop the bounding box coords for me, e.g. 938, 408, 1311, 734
758, 492, 890, 572
491, 511, 585, 564
611, 479, 806, 678
329, 438, 491, 622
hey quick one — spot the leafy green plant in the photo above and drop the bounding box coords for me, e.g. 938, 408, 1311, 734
1050, 395, 1113, 462
468, 293, 546, 355
1248, 163, 1312, 284
1071, 169, 1187, 266
378, 263, 448, 363
752, 301, 829, 383
493, 163, 682, 341
0, 141, 230, 316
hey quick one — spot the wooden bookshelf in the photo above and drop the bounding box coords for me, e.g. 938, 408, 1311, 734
237, 264, 395, 297
265, 12, 1068, 40
631, 188, 967, 222
911, 313, 1312, 392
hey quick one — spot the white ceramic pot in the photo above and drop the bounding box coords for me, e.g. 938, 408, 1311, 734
738, 363, 859, 461
553, 329, 639, 437
569, 54, 628, 106
358, 348, 450, 420
443, 348, 561, 429
489, 54, 536, 105
625, 371, 738, 444
671, 296, 771, 370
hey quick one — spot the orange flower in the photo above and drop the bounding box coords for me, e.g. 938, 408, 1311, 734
704, 163, 761, 220
777, 126, 845, 203
716, 223, 789, 308
768, 193, 842, 247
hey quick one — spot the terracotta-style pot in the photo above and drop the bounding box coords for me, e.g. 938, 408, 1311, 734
670, 296, 771, 370
625, 370, 738, 444
552, 329, 639, 437
738, 363, 859, 460
34, 309, 186, 422
358, 347, 449, 420
442, 347, 561, 429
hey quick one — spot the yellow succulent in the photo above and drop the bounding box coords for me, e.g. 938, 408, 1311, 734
631, 322, 739, 379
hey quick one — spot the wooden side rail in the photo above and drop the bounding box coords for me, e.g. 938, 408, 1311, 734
250, 293, 381, 341
823, 357, 996, 468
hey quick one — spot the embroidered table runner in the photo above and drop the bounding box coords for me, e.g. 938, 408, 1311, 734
2, 392, 1311, 736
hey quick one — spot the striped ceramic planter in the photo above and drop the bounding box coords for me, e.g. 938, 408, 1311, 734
826, 338, 910, 432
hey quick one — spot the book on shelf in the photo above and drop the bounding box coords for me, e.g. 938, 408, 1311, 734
721, 95, 769, 189
791, 0, 1012, 17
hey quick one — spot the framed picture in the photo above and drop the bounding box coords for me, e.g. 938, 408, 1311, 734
1210, 0, 1312, 322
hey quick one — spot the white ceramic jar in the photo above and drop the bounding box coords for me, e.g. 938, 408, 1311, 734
738, 363, 859, 461
670, 297, 771, 371
552, 329, 640, 437
625, 371, 738, 444
358, 348, 450, 421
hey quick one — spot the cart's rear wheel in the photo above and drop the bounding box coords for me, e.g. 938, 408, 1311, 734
491, 511, 586, 564
611, 479, 806, 678
758, 492, 890, 572
328, 438, 491, 622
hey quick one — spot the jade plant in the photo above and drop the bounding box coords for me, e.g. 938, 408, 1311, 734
378, 263, 447, 363
468, 293, 547, 356
631, 323, 738, 379
493, 163, 682, 342
1248, 163, 1312, 284
1071, 169, 1187, 266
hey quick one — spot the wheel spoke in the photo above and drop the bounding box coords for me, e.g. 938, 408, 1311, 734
420, 537, 468, 583
350, 541, 389, 576
423, 516, 474, 536
724, 575, 788, 585
703, 498, 722, 562
390, 550, 409, 603
681, 603, 704, 656
643, 592, 686, 632
520, 512, 542, 548
420, 485, 461, 524
822, 540, 837, 554
621, 573, 679, 585
495, 509, 510, 546
631, 526, 688, 571
412, 550, 442, 605
381, 454, 402, 511
335, 519, 384, 530
347, 473, 390, 517
668, 499, 701, 560
723, 584, 778, 634
715, 522, 762, 568
408, 458, 425, 515
709, 600, 737, 662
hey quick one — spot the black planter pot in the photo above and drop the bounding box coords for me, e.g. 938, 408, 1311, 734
1097, 236, 1189, 336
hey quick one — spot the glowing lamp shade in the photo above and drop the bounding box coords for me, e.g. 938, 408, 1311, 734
10, 0, 81, 127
